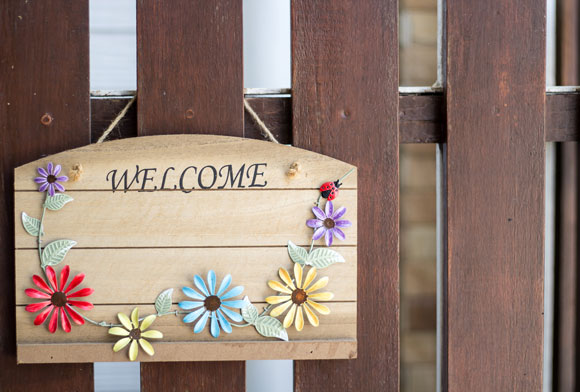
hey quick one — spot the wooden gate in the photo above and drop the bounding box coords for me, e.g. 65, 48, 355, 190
0, 0, 567, 390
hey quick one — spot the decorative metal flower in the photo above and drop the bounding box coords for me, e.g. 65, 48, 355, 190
306, 200, 351, 247
179, 270, 245, 338
108, 308, 163, 361
266, 263, 333, 331
35, 162, 68, 197
25, 265, 94, 333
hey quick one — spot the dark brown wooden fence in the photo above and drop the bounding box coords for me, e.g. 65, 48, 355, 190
1, 0, 577, 390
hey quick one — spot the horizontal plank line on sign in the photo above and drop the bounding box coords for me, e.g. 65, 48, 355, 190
18, 340, 357, 363
17, 303, 356, 345
16, 244, 356, 250
15, 247, 357, 304
15, 187, 356, 193
90, 92, 580, 143
15, 135, 357, 191
15, 189, 357, 248
15, 301, 357, 307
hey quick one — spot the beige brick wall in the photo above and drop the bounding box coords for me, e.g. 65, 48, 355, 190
399, 0, 437, 391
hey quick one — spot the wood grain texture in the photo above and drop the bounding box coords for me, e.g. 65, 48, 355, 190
137, 1, 244, 388
92, 96, 292, 144
292, 0, 399, 390
14, 136, 358, 363
15, 135, 356, 191
18, 340, 357, 363
554, 1, 580, 389
90, 93, 580, 145
137, 0, 243, 136
15, 247, 357, 304
17, 302, 356, 345
546, 92, 580, 142
0, 1, 93, 390
445, 1, 545, 390
399, 93, 444, 143
15, 189, 356, 247
91, 97, 137, 143
245, 97, 293, 144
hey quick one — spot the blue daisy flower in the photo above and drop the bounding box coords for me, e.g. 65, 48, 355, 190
179, 271, 245, 338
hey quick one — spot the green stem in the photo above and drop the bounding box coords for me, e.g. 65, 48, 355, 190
259, 304, 273, 316
81, 314, 121, 328
82, 309, 190, 328
38, 194, 48, 271
309, 196, 322, 253
232, 323, 252, 328
337, 167, 355, 183
157, 310, 190, 317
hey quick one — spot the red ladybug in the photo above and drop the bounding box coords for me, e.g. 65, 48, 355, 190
320, 180, 342, 201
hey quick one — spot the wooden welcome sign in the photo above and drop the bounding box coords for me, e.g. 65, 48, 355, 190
14, 135, 357, 363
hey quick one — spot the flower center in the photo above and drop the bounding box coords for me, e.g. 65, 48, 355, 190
47, 174, 57, 184
129, 328, 141, 340
204, 295, 221, 311
323, 218, 335, 229
291, 288, 308, 305
50, 291, 67, 307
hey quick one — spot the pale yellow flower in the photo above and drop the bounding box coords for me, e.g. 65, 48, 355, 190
108, 308, 163, 361
266, 264, 333, 331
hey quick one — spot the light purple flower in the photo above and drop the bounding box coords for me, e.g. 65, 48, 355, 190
34, 162, 68, 197
306, 200, 352, 247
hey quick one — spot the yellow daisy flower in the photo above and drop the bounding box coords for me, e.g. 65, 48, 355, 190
108, 308, 163, 361
266, 264, 333, 331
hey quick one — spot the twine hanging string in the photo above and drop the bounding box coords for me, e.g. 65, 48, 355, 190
96, 96, 280, 144
243, 99, 279, 144
96, 95, 136, 144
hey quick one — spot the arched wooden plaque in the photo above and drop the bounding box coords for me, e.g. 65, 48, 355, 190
14, 135, 357, 363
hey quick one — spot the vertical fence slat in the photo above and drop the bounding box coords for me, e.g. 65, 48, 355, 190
292, 1, 399, 390
137, 1, 245, 390
0, 1, 93, 390
555, 0, 580, 389
137, 0, 244, 136
444, 1, 546, 390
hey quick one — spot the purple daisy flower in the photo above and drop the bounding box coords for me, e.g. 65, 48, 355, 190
35, 162, 68, 197
306, 200, 352, 247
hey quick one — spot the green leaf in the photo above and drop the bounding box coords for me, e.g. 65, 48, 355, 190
155, 288, 173, 314
44, 194, 74, 211
255, 316, 288, 341
241, 296, 258, 324
288, 241, 308, 265
21, 212, 43, 236
306, 247, 345, 269
41, 239, 76, 268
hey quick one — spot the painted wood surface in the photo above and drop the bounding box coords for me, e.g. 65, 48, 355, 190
15, 190, 356, 248
0, 1, 94, 390
291, 0, 400, 391
18, 340, 357, 364
444, 0, 546, 390
15, 135, 355, 191
17, 303, 356, 344
15, 247, 357, 304
14, 135, 357, 364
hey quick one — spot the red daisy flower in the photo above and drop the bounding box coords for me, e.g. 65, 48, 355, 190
25, 265, 94, 333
